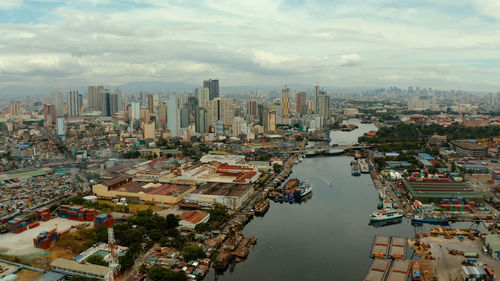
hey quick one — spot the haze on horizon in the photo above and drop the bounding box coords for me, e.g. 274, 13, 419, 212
1, 0, 500, 92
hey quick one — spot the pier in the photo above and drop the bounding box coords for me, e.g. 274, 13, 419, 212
364, 259, 391, 281
389, 237, 406, 259
385, 259, 412, 281
371, 235, 390, 258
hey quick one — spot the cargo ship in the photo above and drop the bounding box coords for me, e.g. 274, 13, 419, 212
369, 209, 403, 222
254, 200, 270, 216
412, 262, 421, 281
411, 215, 450, 225
351, 161, 361, 176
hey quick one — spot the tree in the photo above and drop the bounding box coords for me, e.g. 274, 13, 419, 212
148, 266, 187, 281
272, 163, 282, 173
194, 223, 210, 233
149, 229, 163, 242
182, 244, 205, 261
86, 254, 108, 266
166, 214, 179, 229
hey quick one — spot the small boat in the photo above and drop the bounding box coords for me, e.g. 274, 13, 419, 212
370, 209, 403, 223
278, 195, 284, 203
254, 200, 270, 216
351, 161, 361, 176
412, 262, 421, 281
273, 196, 279, 203
292, 182, 313, 198
289, 196, 294, 204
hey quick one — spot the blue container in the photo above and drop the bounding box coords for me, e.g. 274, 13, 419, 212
51, 233, 57, 240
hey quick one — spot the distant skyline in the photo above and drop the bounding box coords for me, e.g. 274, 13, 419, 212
1, 0, 500, 92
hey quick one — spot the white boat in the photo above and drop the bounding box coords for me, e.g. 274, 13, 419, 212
379, 189, 386, 200
370, 209, 403, 222
293, 182, 313, 198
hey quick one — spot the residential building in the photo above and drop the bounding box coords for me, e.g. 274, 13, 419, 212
68, 89, 80, 116
51, 90, 64, 117
317, 92, 330, 120
296, 92, 307, 115
9, 102, 21, 115
100, 89, 111, 117
203, 79, 219, 100
43, 104, 56, 126
167, 95, 181, 137
196, 87, 210, 108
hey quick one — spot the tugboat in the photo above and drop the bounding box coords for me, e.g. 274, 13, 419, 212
412, 262, 421, 281
254, 200, 270, 216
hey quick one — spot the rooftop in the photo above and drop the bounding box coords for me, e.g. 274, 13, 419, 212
51, 258, 109, 277
180, 210, 209, 224
452, 140, 486, 150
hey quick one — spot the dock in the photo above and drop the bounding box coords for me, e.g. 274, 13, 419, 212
389, 237, 407, 259
364, 259, 391, 281
371, 235, 390, 258
360, 159, 370, 173
386, 259, 412, 281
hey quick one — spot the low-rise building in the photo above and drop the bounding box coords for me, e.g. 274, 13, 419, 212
51, 258, 110, 281
428, 134, 447, 146
183, 183, 254, 209
451, 140, 488, 157
179, 210, 210, 230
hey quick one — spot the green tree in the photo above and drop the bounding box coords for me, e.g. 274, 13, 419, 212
194, 223, 210, 233
148, 266, 187, 281
86, 254, 108, 266
182, 244, 205, 261
166, 214, 179, 229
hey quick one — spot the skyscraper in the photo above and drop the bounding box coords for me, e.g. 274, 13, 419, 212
100, 89, 111, 116
110, 92, 119, 115
88, 85, 104, 110
130, 101, 141, 131
147, 94, 158, 113
158, 101, 167, 130
68, 89, 80, 116
247, 99, 258, 119
280, 84, 290, 118
207, 97, 234, 126
262, 108, 276, 133
51, 90, 64, 117
196, 87, 210, 108
167, 95, 181, 137
203, 79, 219, 100
296, 92, 308, 115
314, 83, 320, 114
196, 108, 208, 134
317, 91, 330, 120
9, 102, 21, 115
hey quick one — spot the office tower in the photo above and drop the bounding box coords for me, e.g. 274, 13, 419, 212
147, 94, 158, 113
296, 92, 308, 115
196, 87, 210, 108
68, 89, 80, 116
247, 99, 258, 118
51, 90, 64, 117
207, 97, 234, 126
110, 92, 119, 115
88, 85, 104, 110
114, 89, 123, 112
180, 107, 191, 128
232, 117, 245, 137
56, 118, 65, 137
141, 109, 150, 124
314, 83, 320, 113
43, 104, 55, 126
317, 92, 330, 120
258, 103, 264, 125
167, 95, 181, 137
158, 101, 167, 130
9, 102, 21, 115
100, 89, 111, 116
280, 84, 290, 118
43, 104, 56, 126
262, 108, 276, 133
203, 79, 219, 100
196, 108, 208, 134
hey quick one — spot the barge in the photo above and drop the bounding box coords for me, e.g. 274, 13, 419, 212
389, 237, 406, 259
371, 235, 390, 258
386, 259, 412, 281
364, 259, 391, 281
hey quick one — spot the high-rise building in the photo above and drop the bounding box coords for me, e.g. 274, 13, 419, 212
88, 85, 104, 110
314, 83, 320, 113
147, 94, 158, 113
207, 98, 234, 126
280, 84, 290, 118
262, 108, 276, 133
196, 87, 210, 108
141, 109, 150, 124
100, 89, 111, 116
203, 79, 219, 100
68, 89, 80, 116
317, 92, 330, 120
43, 104, 56, 126
296, 92, 308, 115
9, 102, 21, 115
110, 92, 119, 115
142, 122, 155, 139
180, 107, 191, 128
158, 101, 167, 130
247, 99, 258, 119
114, 89, 123, 112
56, 118, 65, 137
51, 90, 64, 117
167, 95, 181, 137
196, 108, 208, 134
232, 117, 246, 137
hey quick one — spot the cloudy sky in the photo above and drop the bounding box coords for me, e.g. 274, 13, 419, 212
1, 0, 500, 91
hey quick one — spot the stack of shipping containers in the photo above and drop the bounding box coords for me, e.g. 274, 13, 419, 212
7, 218, 29, 234
33, 228, 57, 249
35, 207, 51, 221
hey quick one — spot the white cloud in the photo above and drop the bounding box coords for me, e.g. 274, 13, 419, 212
0, 0, 23, 10
336, 54, 363, 67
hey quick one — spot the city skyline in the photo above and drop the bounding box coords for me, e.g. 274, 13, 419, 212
0, 0, 500, 92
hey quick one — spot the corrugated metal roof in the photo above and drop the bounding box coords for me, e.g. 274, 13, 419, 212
51, 258, 109, 277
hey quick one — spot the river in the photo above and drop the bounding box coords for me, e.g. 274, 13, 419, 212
206, 119, 483, 281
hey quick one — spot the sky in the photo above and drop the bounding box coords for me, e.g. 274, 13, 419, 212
0, 0, 500, 92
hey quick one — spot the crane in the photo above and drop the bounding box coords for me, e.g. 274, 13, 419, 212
104, 212, 120, 281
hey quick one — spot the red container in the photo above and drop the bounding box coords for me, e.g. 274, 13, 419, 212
29, 222, 40, 229
77, 217, 85, 221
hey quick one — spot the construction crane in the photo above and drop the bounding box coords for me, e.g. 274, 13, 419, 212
104, 212, 120, 281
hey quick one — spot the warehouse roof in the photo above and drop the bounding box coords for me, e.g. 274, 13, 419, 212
485, 234, 500, 253
404, 180, 482, 200
51, 258, 109, 277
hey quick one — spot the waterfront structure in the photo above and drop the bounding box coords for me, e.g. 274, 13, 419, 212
167, 95, 181, 137
183, 182, 254, 209
179, 210, 210, 230
203, 79, 219, 100
404, 180, 483, 203
450, 140, 488, 157
68, 89, 80, 116
51, 90, 64, 117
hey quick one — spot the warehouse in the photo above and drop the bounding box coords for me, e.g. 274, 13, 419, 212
179, 210, 210, 230
485, 234, 500, 259
451, 140, 488, 157
404, 180, 483, 203
183, 183, 254, 209
51, 258, 110, 281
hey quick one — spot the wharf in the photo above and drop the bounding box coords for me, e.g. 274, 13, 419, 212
359, 159, 370, 173
371, 236, 390, 258
364, 259, 391, 281
389, 237, 406, 259
385, 259, 411, 281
